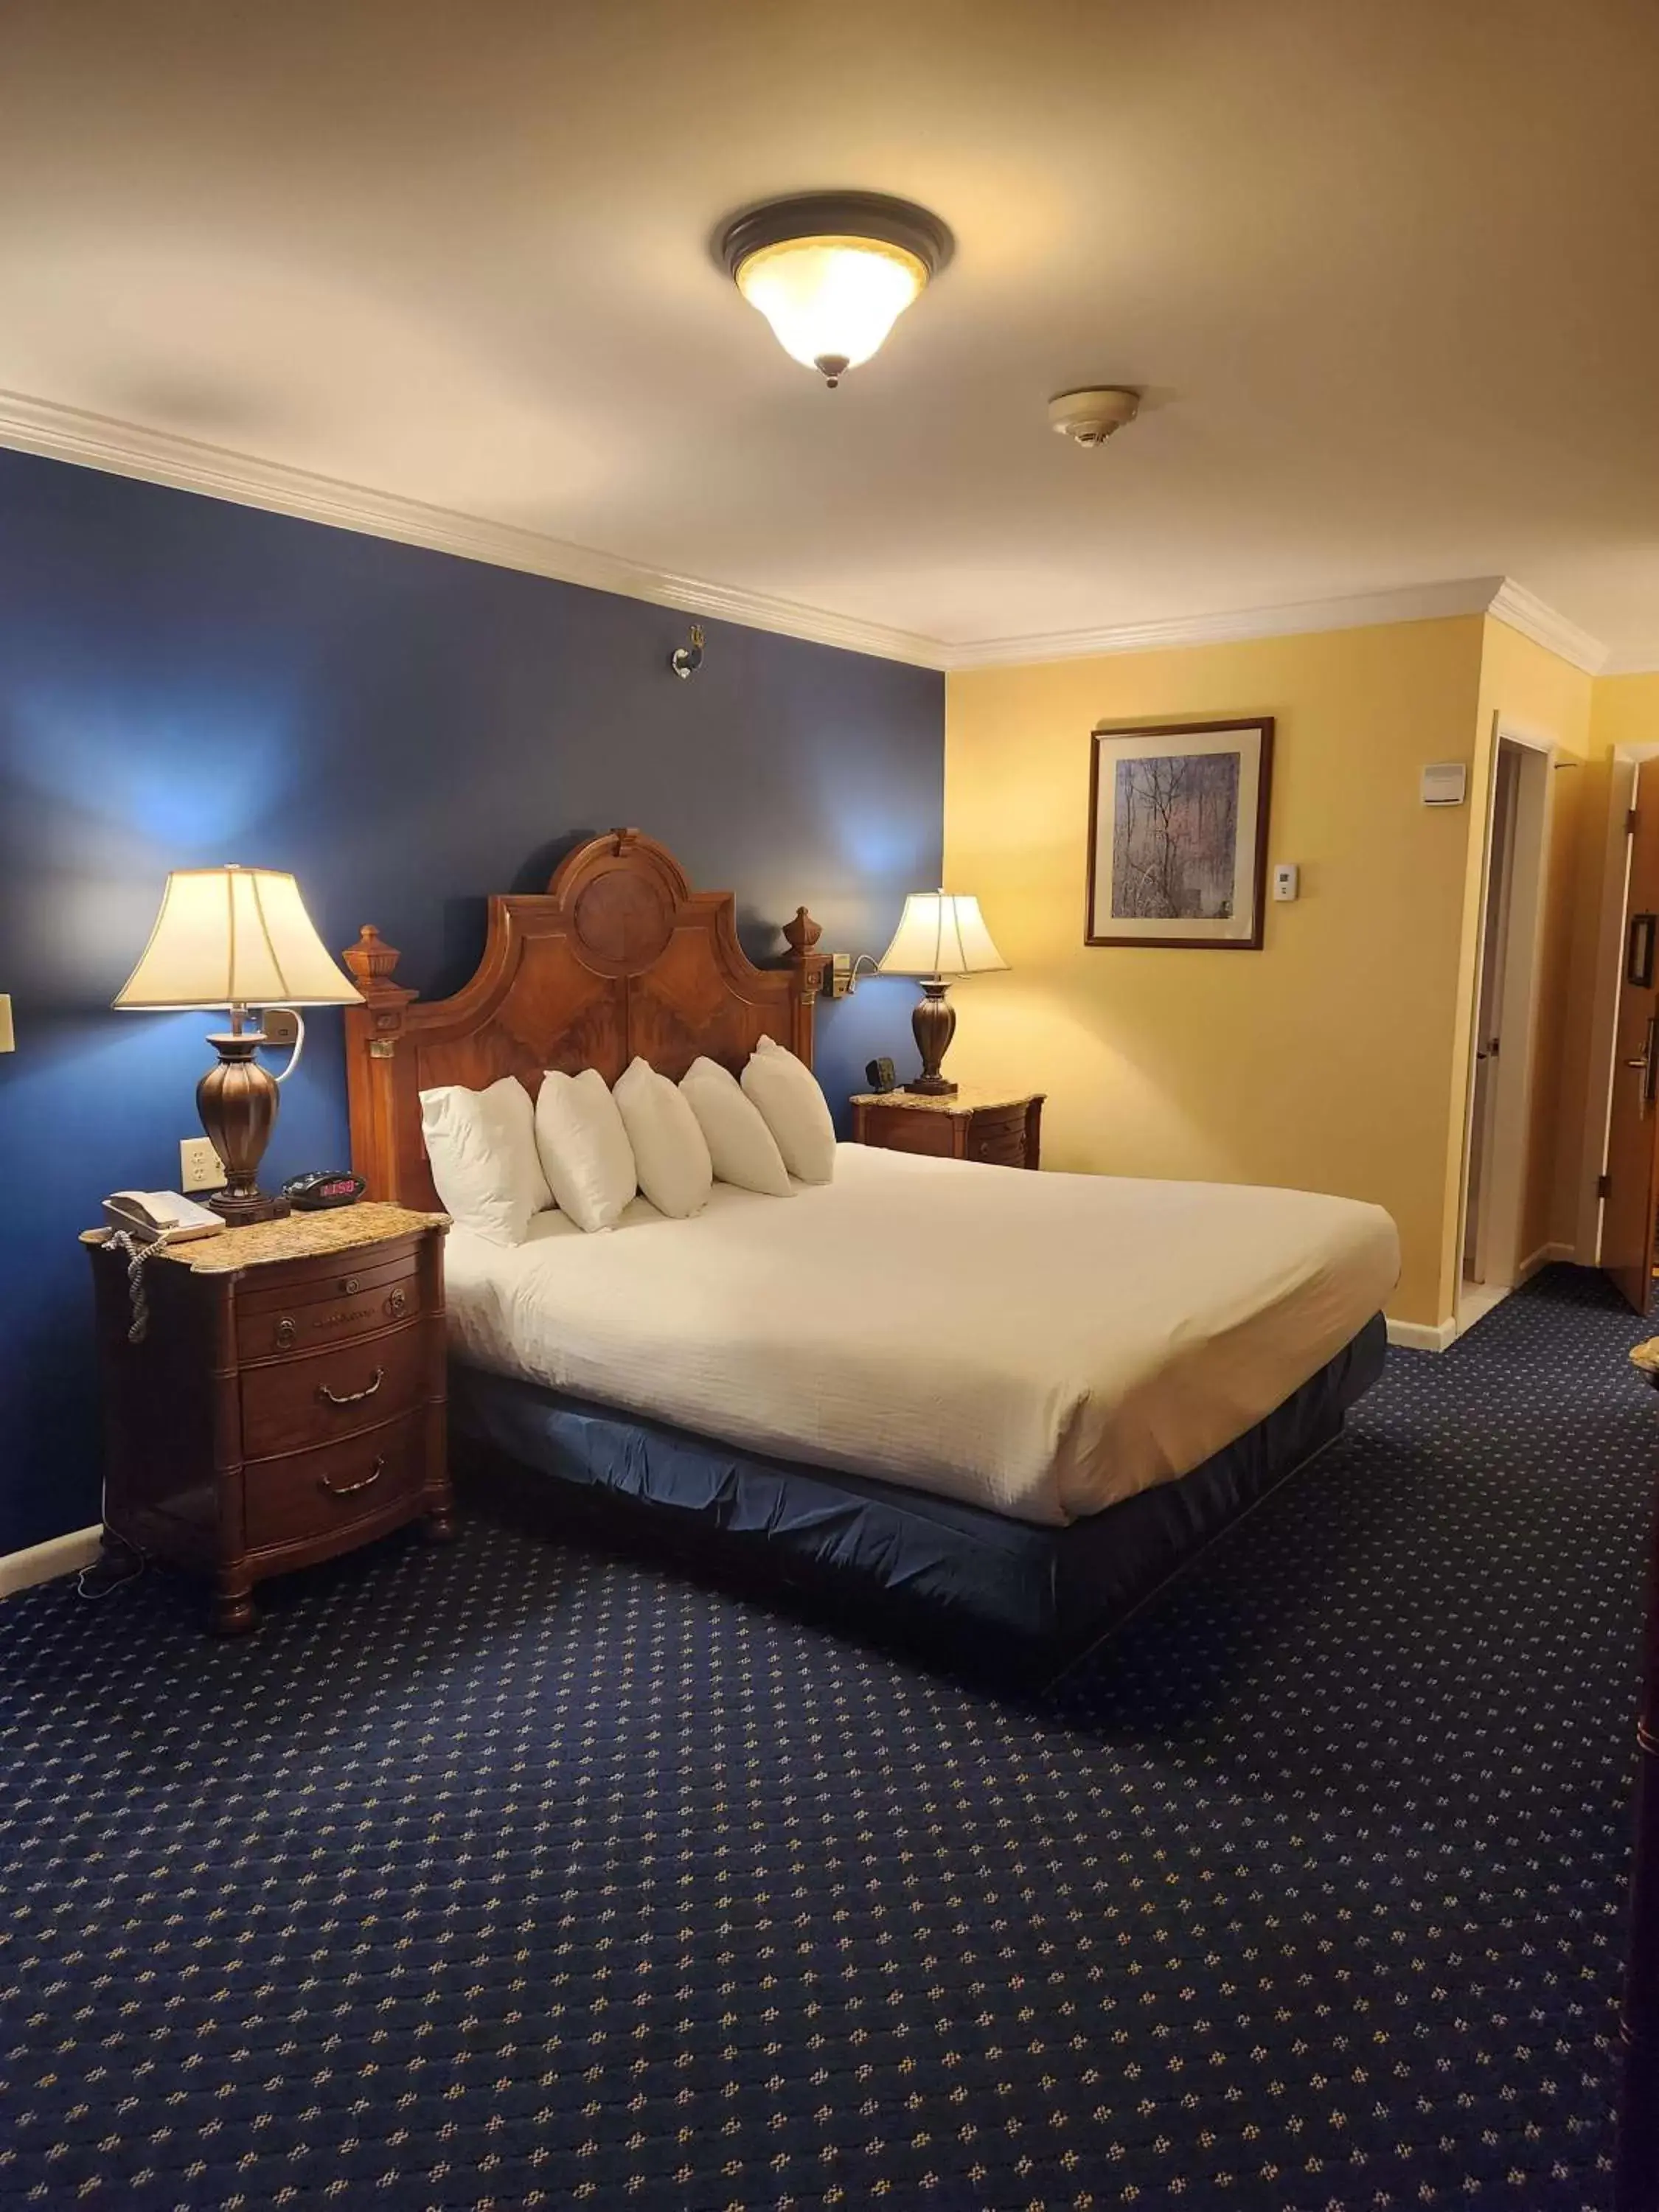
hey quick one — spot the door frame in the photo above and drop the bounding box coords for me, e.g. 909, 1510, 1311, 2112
1578, 742, 1659, 1262
1455, 714, 1557, 1315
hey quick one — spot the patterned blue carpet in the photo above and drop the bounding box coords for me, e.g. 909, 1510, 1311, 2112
0, 1264, 1652, 2211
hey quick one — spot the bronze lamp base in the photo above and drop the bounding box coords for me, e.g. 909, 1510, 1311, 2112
905, 978, 959, 1096
197, 1028, 290, 1224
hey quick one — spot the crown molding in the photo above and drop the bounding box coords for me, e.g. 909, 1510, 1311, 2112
1594, 646, 1659, 678
0, 388, 1616, 678
0, 386, 948, 669
1486, 578, 1607, 675
947, 574, 1612, 674
944, 576, 1507, 668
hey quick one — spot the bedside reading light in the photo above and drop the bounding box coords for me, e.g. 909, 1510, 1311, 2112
114, 866, 363, 1224
877, 891, 1008, 1096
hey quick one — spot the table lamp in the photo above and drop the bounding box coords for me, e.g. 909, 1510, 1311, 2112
114, 866, 363, 1223
877, 891, 1008, 1095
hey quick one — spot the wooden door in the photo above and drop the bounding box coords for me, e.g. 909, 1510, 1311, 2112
1604, 776, 1659, 1312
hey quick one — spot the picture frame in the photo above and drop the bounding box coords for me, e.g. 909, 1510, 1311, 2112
1085, 717, 1275, 950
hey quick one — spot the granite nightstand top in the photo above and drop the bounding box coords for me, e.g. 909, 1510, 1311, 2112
82, 1202, 448, 1272
849, 1087, 1046, 1117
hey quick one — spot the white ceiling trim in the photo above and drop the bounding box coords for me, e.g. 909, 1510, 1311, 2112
0, 386, 1616, 679
1486, 579, 1607, 675
0, 386, 947, 669
945, 577, 1513, 669
1591, 646, 1659, 678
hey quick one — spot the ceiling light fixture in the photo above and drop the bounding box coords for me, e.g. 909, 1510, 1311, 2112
718, 192, 953, 389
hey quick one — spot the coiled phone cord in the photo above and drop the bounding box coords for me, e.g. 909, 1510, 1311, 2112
76, 1228, 156, 1597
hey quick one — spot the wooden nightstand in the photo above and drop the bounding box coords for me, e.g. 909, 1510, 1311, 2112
85, 1203, 451, 1634
849, 1087, 1045, 1170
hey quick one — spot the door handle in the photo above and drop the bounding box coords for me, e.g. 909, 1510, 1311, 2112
317, 1366, 384, 1407
1635, 1016, 1659, 1112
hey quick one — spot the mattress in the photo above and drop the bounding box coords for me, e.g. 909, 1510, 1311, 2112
443, 1144, 1400, 1528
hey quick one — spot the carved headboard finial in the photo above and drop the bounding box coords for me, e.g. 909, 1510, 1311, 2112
782, 905, 822, 956
609, 826, 640, 855
344, 923, 403, 995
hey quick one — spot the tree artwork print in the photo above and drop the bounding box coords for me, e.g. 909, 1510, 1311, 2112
1110, 752, 1242, 921
1086, 719, 1273, 949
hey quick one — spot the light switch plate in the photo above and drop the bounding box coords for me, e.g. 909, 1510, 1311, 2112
180, 1136, 227, 1192
1271, 863, 1299, 902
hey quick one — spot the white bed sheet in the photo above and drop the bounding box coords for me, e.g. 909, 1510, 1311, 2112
444, 1144, 1399, 1528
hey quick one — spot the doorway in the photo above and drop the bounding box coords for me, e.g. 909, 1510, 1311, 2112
1459, 728, 1554, 1326
1601, 762, 1659, 1312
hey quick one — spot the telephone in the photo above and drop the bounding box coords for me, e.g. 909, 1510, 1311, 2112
103, 1191, 225, 1245
100, 1193, 223, 1346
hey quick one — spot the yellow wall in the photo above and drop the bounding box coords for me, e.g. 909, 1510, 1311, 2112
945, 617, 1488, 1326
1590, 672, 1659, 751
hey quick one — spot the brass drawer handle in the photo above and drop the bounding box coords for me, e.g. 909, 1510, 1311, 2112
339, 1276, 361, 1295
385, 1285, 410, 1319
274, 1317, 297, 1352
317, 1366, 384, 1407
318, 1454, 385, 1499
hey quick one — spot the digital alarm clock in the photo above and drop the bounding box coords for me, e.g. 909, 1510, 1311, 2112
282, 1169, 367, 1211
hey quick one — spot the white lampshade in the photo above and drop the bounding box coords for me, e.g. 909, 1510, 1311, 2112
877, 892, 1009, 979
736, 236, 928, 383
114, 866, 363, 1011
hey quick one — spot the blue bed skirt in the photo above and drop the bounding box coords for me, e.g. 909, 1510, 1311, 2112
451, 1314, 1388, 1664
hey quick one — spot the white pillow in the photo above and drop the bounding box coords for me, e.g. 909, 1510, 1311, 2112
534, 1068, 638, 1233
741, 1035, 836, 1183
613, 1057, 713, 1219
419, 1075, 551, 1248
680, 1055, 793, 1197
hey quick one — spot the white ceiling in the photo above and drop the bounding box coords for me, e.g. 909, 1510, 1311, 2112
1, 0, 1657, 668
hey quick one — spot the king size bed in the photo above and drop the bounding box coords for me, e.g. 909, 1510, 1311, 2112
344, 829, 1398, 1670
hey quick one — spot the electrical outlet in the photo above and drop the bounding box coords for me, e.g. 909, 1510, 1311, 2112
180, 1136, 226, 1192
261, 1006, 300, 1048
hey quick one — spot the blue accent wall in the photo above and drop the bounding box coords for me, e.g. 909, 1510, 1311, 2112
0, 448, 942, 1556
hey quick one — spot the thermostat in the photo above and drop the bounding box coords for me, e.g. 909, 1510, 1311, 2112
1422, 762, 1468, 807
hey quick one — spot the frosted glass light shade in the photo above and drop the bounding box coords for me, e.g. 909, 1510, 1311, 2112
114, 866, 362, 1011
736, 237, 928, 383
877, 893, 1008, 978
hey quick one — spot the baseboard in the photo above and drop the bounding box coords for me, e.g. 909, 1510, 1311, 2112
1386, 1315, 1459, 1353
1396, 1247, 1582, 1356
1517, 1241, 1577, 1281
0, 1524, 102, 1600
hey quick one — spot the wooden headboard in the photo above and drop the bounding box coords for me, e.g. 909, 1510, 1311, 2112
342, 828, 826, 1209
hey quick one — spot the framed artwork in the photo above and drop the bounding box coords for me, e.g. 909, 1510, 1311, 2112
1085, 717, 1275, 950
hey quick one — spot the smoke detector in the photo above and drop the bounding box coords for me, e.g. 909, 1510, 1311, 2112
1048, 386, 1140, 447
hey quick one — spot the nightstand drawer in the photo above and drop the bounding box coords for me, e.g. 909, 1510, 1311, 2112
859, 1107, 955, 1158
966, 1106, 1029, 1168
241, 1321, 427, 1458
237, 1249, 422, 1363
969, 1130, 1028, 1168
243, 1412, 426, 1551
